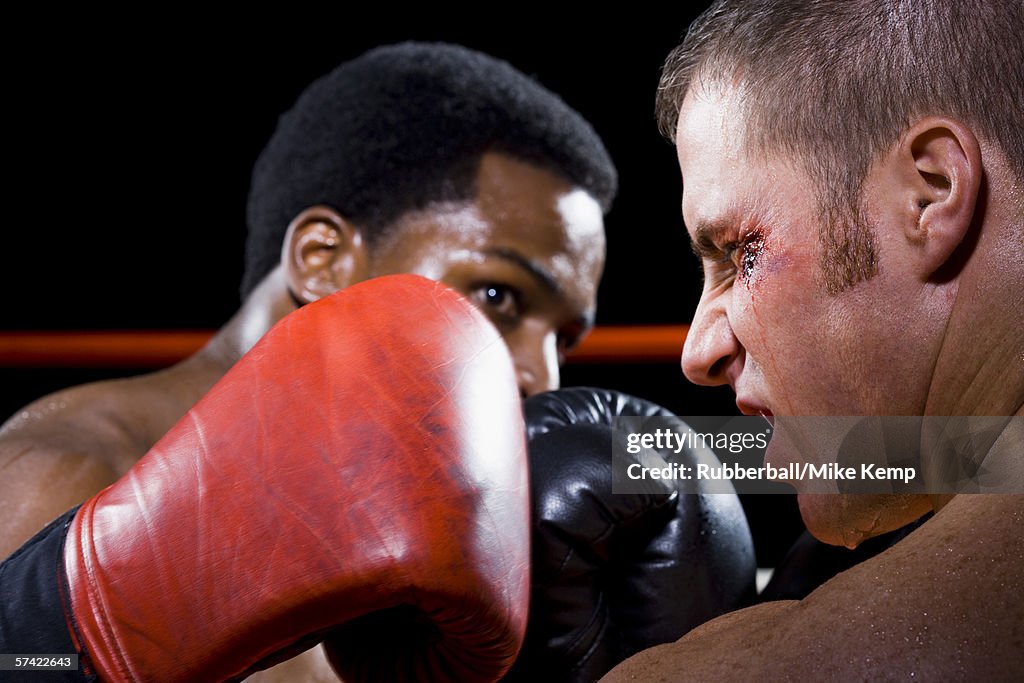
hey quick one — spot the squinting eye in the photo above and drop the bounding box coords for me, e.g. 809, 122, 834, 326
735, 231, 765, 279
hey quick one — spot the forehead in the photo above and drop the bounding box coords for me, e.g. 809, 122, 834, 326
390, 153, 604, 255
674, 84, 751, 231
675, 83, 748, 165
674, 84, 814, 238
378, 151, 606, 285
473, 152, 605, 256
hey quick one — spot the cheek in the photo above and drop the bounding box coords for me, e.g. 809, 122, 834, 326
733, 244, 810, 325
732, 248, 864, 413
731, 250, 817, 364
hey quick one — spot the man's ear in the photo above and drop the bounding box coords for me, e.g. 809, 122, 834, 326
897, 117, 983, 278
281, 205, 370, 304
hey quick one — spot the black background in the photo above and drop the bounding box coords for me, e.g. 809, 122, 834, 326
3, 9, 803, 561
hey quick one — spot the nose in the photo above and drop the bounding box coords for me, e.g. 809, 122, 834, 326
511, 329, 560, 398
681, 291, 742, 386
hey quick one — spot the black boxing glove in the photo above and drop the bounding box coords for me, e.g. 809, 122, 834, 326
504, 388, 757, 682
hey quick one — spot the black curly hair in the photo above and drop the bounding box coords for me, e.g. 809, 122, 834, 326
242, 41, 617, 298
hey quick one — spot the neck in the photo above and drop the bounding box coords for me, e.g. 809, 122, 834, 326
167, 267, 298, 399
922, 179, 1022, 513
925, 188, 1023, 418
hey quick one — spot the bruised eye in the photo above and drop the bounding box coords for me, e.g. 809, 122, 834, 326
470, 283, 522, 322
730, 230, 765, 280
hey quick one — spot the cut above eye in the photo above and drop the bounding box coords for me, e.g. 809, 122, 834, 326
732, 231, 765, 279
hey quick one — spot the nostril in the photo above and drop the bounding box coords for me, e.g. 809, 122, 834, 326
708, 355, 730, 380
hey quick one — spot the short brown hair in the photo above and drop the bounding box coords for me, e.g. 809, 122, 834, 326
658, 0, 1024, 292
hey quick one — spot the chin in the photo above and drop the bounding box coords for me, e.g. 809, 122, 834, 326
797, 493, 933, 549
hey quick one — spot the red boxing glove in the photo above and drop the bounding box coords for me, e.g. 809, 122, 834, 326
62, 275, 529, 682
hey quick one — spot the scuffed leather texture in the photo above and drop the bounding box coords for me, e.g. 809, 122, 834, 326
523, 387, 674, 441
506, 388, 757, 683
63, 274, 529, 683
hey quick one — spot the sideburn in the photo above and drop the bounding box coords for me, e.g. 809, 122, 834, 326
817, 199, 879, 295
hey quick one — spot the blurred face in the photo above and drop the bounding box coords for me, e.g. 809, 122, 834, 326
368, 151, 606, 398
675, 84, 934, 546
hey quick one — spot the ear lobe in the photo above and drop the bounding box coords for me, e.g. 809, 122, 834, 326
905, 117, 982, 277
282, 206, 370, 304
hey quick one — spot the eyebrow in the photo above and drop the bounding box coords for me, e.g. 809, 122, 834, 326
482, 247, 596, 329
483, 247, 561, 293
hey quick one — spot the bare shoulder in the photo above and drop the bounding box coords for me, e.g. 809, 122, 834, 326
245, 646, 340, 683
602, 495, 1023, 681
0, 372, 180, 559
1, 369, 190, 458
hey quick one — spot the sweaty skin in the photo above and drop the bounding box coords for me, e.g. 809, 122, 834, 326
602, 82, 1024, 679
603, 494, 1022, 680
0, 152, 605, 682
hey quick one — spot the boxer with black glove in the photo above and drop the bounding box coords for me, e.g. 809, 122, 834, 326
505, 388, 757, 682
0, 275, 529, 682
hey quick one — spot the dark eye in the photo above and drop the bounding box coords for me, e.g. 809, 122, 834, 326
471, 283, 522, 322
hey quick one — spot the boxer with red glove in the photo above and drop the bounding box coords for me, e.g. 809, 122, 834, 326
0, 274, 529, 682
504, 388, 756, 682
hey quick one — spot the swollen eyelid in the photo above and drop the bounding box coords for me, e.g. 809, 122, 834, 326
738, 232, 766, 279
